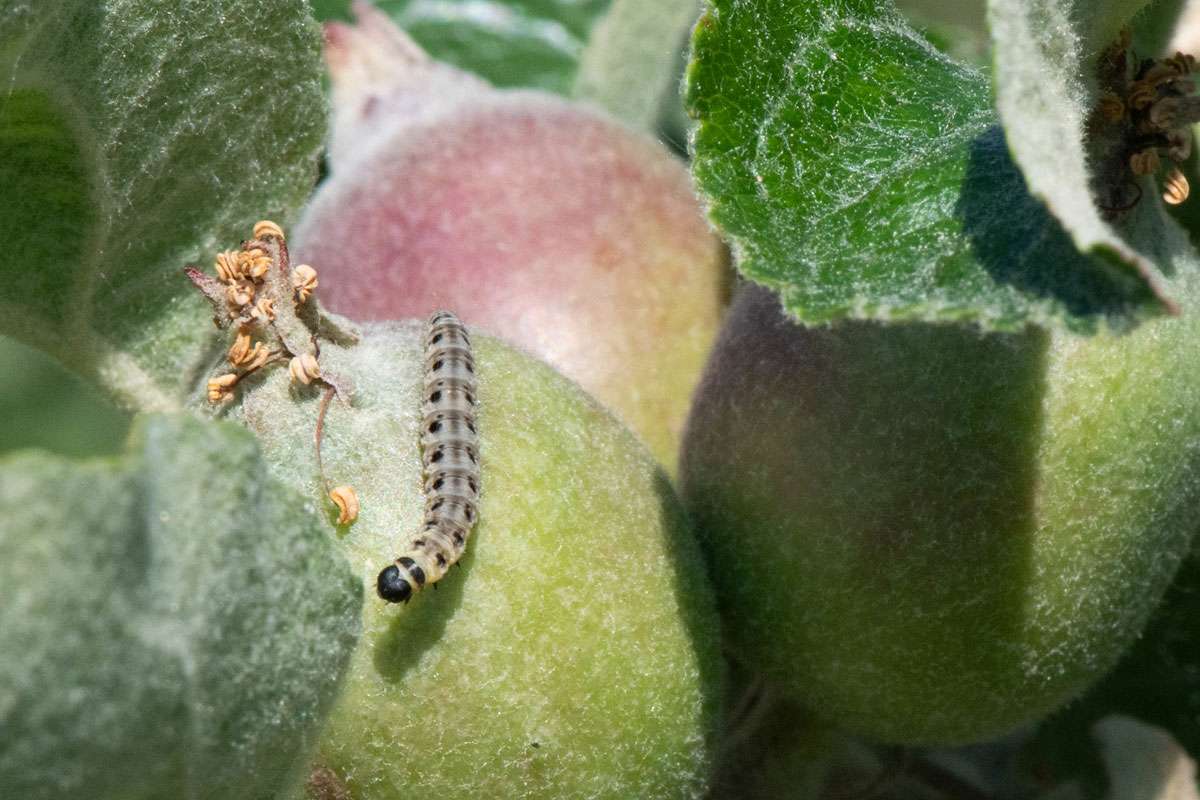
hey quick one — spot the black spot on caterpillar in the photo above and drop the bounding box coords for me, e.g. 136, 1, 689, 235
377, 311, 480, 604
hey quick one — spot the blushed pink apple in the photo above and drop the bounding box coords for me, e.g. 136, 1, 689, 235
293, 3, 729, 471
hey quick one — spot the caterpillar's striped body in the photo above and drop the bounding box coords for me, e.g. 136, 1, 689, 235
377, 311, 480, 603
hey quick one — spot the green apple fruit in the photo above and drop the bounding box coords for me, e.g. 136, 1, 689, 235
292, 4, 729, 472
1023, 543, 1200, 795
680, 281, 1200, 745
227, 321, 723, 799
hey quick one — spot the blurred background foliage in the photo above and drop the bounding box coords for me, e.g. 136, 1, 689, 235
308, 0, 610, 92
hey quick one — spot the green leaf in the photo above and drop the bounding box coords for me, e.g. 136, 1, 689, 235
0, 413, 362, 800
573, 0, 702, 133
0, 2, 325, 408
313, 0, 612, 93
986, 0, 1188, 311
686, 0, 1176, 333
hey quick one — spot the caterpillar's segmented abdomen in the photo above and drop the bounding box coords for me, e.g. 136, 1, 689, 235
377, 311, 480, 604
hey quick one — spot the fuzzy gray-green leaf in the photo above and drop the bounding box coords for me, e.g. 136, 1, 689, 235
986, 0, 1189, 315
0, 2, 324, 406
573, 0, 703, 132
0, 413, 361, 800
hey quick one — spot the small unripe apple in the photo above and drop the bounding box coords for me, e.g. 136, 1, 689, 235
228, 321, 722, 799
680, 281, 1200, 745
292, 4, 729, 472
1023, 544, 1200, 792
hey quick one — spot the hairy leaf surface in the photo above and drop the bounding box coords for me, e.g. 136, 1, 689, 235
0, 414, 361, 800
687, 0, 1184, 332
0, 1, 324, 406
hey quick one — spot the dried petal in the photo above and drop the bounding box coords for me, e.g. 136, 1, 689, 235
1130, 148, 1161, 176
206, 373, 239, 403
228, 332, 253, 365
225, 282, 255, 307
1142, 62, 1178, 86
252, 298, 276, 321
243, 342, 272, 371
239, 248, 272, 281
329, 485, 360, 525
1171, 79, 1196, 95
1128, 81, 1157, 111
1146, 96, 1200, 131
1097, 91, 1125, 122
254, 220, 286, 241
292, 264, 318, 303
289, 353, 321, 385
215, 250, 243, 282
1166, 51, 1196, 76
1163, 168, 1190, 205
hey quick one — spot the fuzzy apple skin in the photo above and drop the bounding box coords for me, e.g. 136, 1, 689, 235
680, 281, 1200, 745
228, 322, 722, 799
292, 9, 727, 472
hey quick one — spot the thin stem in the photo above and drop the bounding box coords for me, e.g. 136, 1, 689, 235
314, 384, 336, 495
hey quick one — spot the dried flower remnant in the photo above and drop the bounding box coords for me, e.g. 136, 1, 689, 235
293, 264, 319, 303
207, 373, 239, 404
289, 352, 322, 386
1130, 147, 1161, 175
1098, 90, 1126, 122
329, 485, 360, 525
254, 220, 286, 240
1092, 32, 1199, 216
1164, 167, 1191, 205
226, 280, 254, 308
187, 221, 363, 534
184, 220, 354, 405
215, 250, 242, 282
1167, 130, 1192, 162
243, 342, 273, 371
252, 297, 277, 322
228, 331, 253, 365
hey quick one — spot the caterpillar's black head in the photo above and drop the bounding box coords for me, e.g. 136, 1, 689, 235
377, 564, 413, 603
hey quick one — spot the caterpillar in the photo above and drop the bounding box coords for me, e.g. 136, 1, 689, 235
377, 311, 480, 603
